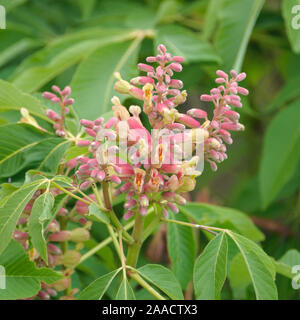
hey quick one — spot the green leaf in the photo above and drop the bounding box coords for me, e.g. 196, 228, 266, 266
88, 204, 110, 224
0, 123, 68, 178
0, 79, 49, 122
181, 202, 264, 242
282, 0, 300, 53
71, 38, 141, 119
65, 145, 88, 162
115, 278, 136, 300
167, 211, 196, 289
0, 179, 46, 255
275, 249, 300, 279
203, 0, 220, 40
266, 73, 300, 111
259, 100, 300, 208
155, 25, 221, 63
11, 28, 133, 93
29, 192, 55, 263
193, 232, 228, 300
227, 231, 278, 300
137, 264, 184, 300
228, 253, 251, 299
0, 240, 62, 300
78, 269, 120, 300
215, 0, 264, 72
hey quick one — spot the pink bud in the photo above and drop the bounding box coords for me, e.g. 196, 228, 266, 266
104, 117, 118, 129
58, 208, 68, 216
169, 79, 183, 89
80, 119, 94, 128
158, 44, 167, 54
85, 128, 96, 137
230, 70, 238, 78
49, 231, 71, 242
43, 92, 57, 100
51, 85, 61, 93
162, 207, 169, 218
129, 86, 144, 100
187, 108, 207, 119
173, 56, 184, 63
216, 78, 225, 83
80, 181, 91, 190
200, 94, 213, 101
138, 63, 154, 73
139, 206, 148, 216
46, 109, 60, 121
66, 158, 77, 169
216, 70, 228, 79
209, 161, 218, 171
51, 97, 61, 103
13, 230, 28, 240
124, 199, 137, 210
37, 291, 50, 300
221, 123, 243, 131
61, 86, 71, 96
64, 98, 74, 106
120, 182, 132, 192
77, 140, 91, 147
237, 86, 249, 95
146, 56, 157, 63
177, 114, 201, 128
168, 63, 182, 72
110, 175, 121, 184
211, 120, 219, 129
47, 244, 62, 255
123, 210, 134, 220
96, 170, 106, 181
167, 202, 179, 214
236, 72, 246, 81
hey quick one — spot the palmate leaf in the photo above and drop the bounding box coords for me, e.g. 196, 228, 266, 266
29, 192, 55, 263
215, 0, 264, 72
0, 240, 62, 300
181, 202, 264, 242
275, 249, 300, 279
155, 25, 221, 63
167, 211, 196, 289
227, 231, 278, 300
0, 178, 46, 255
11, 28, 134, 93
71, 38, 141, 119
137, 264, 184, 300
193, 232, 228, 300
259, 100, 300, 208
78, 269, 121, 300
0, 123, 70, 178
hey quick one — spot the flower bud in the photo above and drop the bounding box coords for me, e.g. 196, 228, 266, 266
114, 79, 131, 94
62, 250, 81, 267
51, 278, 71, 292
70, 228, 90, 242
49, 231, 71, 242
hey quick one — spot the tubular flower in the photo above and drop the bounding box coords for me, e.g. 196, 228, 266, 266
75, 44, 248, 219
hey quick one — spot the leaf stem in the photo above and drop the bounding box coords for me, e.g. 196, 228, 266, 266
161, 218, 219, 235
126, 212, 145, 267
128, 270, 166, 300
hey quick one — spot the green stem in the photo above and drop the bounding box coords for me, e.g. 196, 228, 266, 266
52, 182, 91, 205
161, 218, 219, 235
100, 181, 134, 243
128, 270, 166, 300
126, 212, 145, 267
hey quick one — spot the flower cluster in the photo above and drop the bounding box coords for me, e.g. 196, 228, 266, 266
75, 44, 248, 219
43, 85, 74, 137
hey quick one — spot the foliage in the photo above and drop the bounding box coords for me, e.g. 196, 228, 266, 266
0, 0, 299, 301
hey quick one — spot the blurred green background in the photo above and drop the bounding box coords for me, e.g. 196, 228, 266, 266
0, 0, 299, 299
